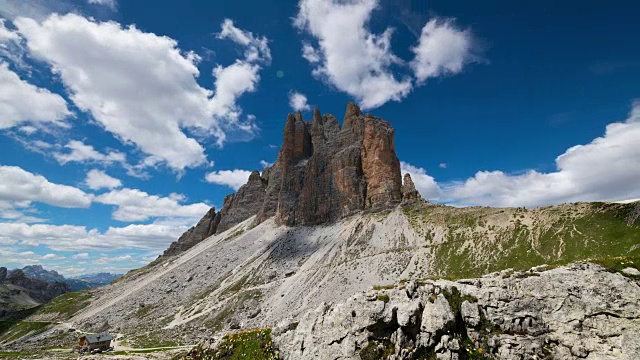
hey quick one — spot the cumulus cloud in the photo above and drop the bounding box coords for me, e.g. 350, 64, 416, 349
94, 188, 210, 222
294, 1, 479, 109
404, 101, 640, 208
93, 254, 133, 264
301, 42, 321, 63
53, 140, 126, 165
0, 165, 92, 208
72, 253, 89, 259
294, 0, 412, 110
204, 169, 252, 190
400, 161, 442, 199
14, 14, 270, 171
0, 61, 70, 129
410, 19, 476, 84
218, 19, 271, 63
289, 91, 311, 111
85, 169, 122, 190
0, 222, 188, 251
87, 0, 117, 10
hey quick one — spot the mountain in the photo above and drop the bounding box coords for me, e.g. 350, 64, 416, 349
14, 265, 121, 291
19, 265, 65, 283
73, 272, 122, 285
0, 268, 71, 317
2, 103, 639, 359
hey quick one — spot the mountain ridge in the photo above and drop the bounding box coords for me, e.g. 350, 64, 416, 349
162, 102, 422, 258
14, 265, 122, 291
1, 103, 639, 359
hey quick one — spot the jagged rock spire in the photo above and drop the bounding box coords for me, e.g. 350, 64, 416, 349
401, 173, 421, 202
164, 102, 422, 256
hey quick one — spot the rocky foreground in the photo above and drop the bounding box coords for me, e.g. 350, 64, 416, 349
272, 262, 640, 360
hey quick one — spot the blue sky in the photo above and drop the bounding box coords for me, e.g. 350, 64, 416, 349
0, 0, 639, 276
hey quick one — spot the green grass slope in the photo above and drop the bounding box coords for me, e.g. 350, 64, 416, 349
404, 201, 640, 279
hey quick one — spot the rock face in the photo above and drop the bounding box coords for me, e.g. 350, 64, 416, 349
5, 269, 71, 303
216, 170, 267, 233
401, 173, 420, 203
626, 201, 640, 225
164, 103, 421, 256
273, 263, 640, 360
163, 208, 219, 257
266, 103, 415, 225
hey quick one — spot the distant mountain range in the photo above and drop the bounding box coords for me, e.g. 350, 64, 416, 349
15, 265, 122, 292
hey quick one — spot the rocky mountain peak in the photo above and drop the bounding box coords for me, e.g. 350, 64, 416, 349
163, 103, 421, 257
402, 173, 421, 202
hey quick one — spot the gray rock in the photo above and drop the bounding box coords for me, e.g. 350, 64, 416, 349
460, 300, 480, 327
273, 263, 640, 360
162, 207, 218, 257
622, 267, 640, 276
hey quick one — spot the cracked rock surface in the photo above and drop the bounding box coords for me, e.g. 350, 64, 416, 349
273, 263, 640, 360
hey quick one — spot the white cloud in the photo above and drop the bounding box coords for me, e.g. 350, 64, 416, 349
54, 140, 126, 165
444, 104, 640, 207
0, 19, 19, 41
218, 19, 271, 63
209, 60, 261, 143
87, 0, 117, 10
0, 61, 70, 129
405, 101, 640, 208
85, 169, 122, 190
0, 165, 92, 208
0, 0, 76, 21
94, 254, 132, 264
410, 19, 476, 84
42, 253, 64, 259
18, 125, 37, 135
204, 169, 252, 190
0, 222, 188, 251
301, 42, 321, 63
260, 160, 273, 168
72, 253, 89, 259
14, 14, 270, 171
439, 163, 447, 169
400, 161, 442, 200
289, 91, 311, 111
94, 188, 210, 222
294, 0, 412, 110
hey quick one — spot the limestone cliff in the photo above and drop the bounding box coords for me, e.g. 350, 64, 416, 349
162, 207, 218, 257
164, 102, 421, 256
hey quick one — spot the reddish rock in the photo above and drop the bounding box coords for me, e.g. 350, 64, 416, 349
163, 102, 415, 257
401, 173, 421, 203
361, 114, 402, 209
